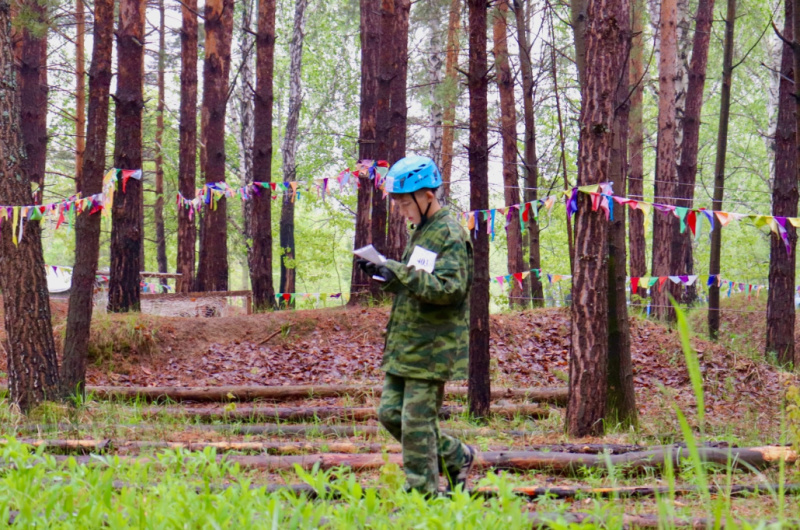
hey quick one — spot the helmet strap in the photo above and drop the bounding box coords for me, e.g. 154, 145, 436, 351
411, 192, 433, 229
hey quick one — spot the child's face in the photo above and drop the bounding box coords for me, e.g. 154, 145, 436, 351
392, 190, 434, 225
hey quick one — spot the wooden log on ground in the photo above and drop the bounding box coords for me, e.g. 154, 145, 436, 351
142, 403, 552, 422
10, 422, 503, 439
85, 384, 568, 404
478, 482, 800, 499
525, 443, 647, 454
11, 438, 404, 455
52, 445, 794, 474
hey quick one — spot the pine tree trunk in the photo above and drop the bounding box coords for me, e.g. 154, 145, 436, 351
567, 0, 629, 438
467, 0, 491, 419
514, 0, 544, 307
61, 0, 114, 396
674, 0, 691, 162
75, 0, 86, 190
607, 16, 636, 428
0, 0, 60, 410
427, 4, 444, 168
439, 0, 461, 204
708, 0, 736, 340
370, 0, 394, 299
650, 0, 678, 321
239, 0, 256, 283
17, 0, 48, 204
176, 0, 198, 294
196, 0, 234, 292
571, 0, 587, 89
154, 0, 168, 283
674, 0, 715, 306
385, 0, 410, 263
767, 0, 798, 366
279, 0, 308, 303
250, 0, 277, 311
349, 0, 380, 305
551, 5, 574, 271
492, 1, 526, 309
108, 0, 145, 313
628, 0, 646, 297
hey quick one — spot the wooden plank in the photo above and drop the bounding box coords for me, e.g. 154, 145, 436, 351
140, 290, 252, 300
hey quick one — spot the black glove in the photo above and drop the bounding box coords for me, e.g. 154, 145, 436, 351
356, 258, 379, 277
357, 259, 396, 283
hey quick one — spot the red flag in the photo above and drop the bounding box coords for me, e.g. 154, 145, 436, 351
631, 277, 639, 294
687, 210, 697, 236
658, 277, 668, 291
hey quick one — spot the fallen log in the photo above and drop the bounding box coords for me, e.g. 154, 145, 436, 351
9, 422, 515, 439
526, 512, 759, 529
142, 403, 551, 422
6, 439, 757, 460
12, 438, 403, 455
477, 482, 800, 499
85, 385, 568, 404
51, 445, 795, 474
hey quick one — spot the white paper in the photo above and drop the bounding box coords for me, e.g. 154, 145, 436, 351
353, 244, 387, 265
407, 245, 437, 274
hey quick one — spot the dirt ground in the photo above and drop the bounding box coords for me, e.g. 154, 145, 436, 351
1, 299, 796, 442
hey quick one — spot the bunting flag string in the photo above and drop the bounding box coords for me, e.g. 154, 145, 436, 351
0, 168, 139, 246
175, 160, 391, 217
602, 191, 798, 255
459, 183, 614, 239
492, 266, 768, 300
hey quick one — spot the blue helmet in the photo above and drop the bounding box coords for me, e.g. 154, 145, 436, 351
385, 155, 442, 194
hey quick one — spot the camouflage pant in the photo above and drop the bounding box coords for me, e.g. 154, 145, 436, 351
377, 372, 468, 494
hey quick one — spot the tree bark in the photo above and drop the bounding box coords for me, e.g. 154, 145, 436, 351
566, 0, 629, 437
385, 0, 410, 263
427, 3, 444, 169
75, 0, 86, 190
249, 0, 277, 310
606, 14, 636, 428
650, 0, 679, 321
0, 0, 60, 411
674, 0, 715, 305
467, 0, 491, 419
550, 2, 575, 271
370, 0, 394, 297
767, 0, 798, 366
708, 0, 736, 340
492, 0, 526, 309
239, 0, 256, 289
61, 0, 115, 397
16, 0, 48, 205
627, 0, 646, 297
278, 0, 308, 303
154, 0, 168, 283
514, 0, 544, 307
349, 0, 380, 305
439, 0, 461, 204
196, 0, 234, 292
176, 0, 198, 294
108, 0, 145, 313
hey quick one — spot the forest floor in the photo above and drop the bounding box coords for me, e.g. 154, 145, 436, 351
0, 297, 798, 526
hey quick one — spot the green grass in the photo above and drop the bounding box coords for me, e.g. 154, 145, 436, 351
1, 304, 799, 527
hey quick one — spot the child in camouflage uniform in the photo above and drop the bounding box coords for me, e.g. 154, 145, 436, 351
356, 155, 475, 496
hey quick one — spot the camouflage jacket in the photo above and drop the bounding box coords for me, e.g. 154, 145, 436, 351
381, 208, 473, 381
